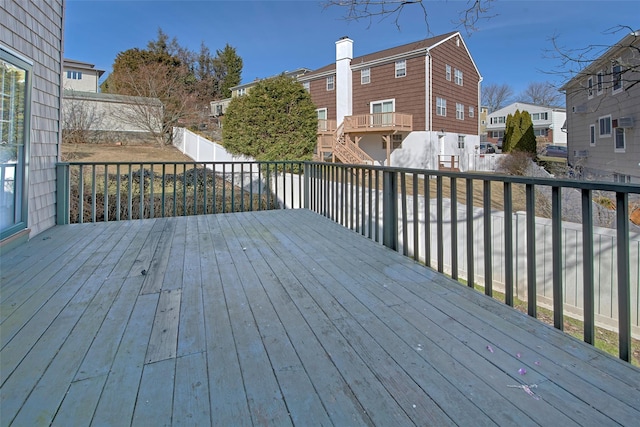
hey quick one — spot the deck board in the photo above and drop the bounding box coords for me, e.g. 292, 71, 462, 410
1, 209, 639, 426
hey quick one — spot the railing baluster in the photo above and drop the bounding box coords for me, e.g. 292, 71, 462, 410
483, 179, 492, 296
91, 165, 96, 223
451, 176, 458, 281
78, 165, 84, 224
401, 172, 408, 256
128, 164, 132, 220
139, 163, 144, 219
116, 164, 121, 221
616, 191, 631, 362
231, 163, 235, 212
424, 173, 431, 268
104, 165, 108, 222
161, 164, 166, 217
466, 178, 474, 288
149, 164, 154, 219
581, 188, 595, 344
203, 164, 208, 214
504, 181, 513, 306
382, 169, 398, 251
412, 173, 419, 262
526, 183, 537, 317
552, 185, 563, 330
436, 175, 443, 273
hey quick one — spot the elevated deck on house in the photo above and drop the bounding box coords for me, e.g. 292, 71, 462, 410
1, 210, 639, 426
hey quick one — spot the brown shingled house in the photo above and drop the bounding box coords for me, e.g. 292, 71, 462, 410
301, 32, 482, 169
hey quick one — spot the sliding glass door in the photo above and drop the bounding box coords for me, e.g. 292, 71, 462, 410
1, 47, 31, 239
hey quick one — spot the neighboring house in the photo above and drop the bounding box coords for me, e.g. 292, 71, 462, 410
485, 102, 567, 147
1, 0, 64, 248
62, 90, 164, 144
479, 106, 489, 142
210, 68, 312, 120
300, 32, 482, 169
561, 30, 640, 183
63, 58, 105, 93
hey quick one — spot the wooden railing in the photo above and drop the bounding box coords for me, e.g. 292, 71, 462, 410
344, 112, 413, 132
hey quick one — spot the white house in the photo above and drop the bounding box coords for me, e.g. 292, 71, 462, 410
486, 102, 566, 146
63, 58, 104, 93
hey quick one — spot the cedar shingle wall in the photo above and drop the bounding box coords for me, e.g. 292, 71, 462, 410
0, 0, 64, 236
430, 37, 480, 135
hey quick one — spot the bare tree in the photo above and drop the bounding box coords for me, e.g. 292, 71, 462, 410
481, 83, 513, 112
517, 81, 562, 106
323, 0, 495, 34
62, 93, 106, 144
548, 25, 640, 96
107, 61, 197, 144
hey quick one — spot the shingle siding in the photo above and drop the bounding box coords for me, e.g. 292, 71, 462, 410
0, 0, 64, 236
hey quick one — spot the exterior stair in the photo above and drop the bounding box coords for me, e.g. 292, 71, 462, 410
332, 122, 375, 165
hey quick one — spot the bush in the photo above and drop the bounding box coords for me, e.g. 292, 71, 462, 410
496, 151, 534, 176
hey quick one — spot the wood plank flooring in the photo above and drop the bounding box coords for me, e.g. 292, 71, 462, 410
1, 209, 639, 426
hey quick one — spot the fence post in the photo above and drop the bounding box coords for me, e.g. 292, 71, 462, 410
56, 163, 70, 225
303, 163, 310, 210
382, 169, 398, 251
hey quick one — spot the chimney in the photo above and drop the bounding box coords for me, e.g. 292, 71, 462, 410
335, 37, 353, 126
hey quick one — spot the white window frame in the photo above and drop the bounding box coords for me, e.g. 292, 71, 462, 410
468, 106, 474, 118
361, 68, 370, 85
454, 69, 463, 86
302, 81, 310, 92
436, 97, 446, 116
598, 115, 612, 137
446, 64, 451, 81
395, 60, 406, 78
612, 60, 623, 94
456, 103, 464, 120
237, 88, 246, 96
316, 108, 327, 120
457, 135, 465, 149
596, 71, 604, 95
326, 75, 334, 91
587, 76, 593, 99
589, 124, 596, 146
614, 127, 625, 152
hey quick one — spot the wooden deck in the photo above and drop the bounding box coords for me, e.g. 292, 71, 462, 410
1, 209, 639, 426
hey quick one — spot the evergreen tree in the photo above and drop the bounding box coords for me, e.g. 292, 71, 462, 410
514, 110, 537, 153
502, 112, 514, 153
222, 75, 317, 161
214, 44, 243, 99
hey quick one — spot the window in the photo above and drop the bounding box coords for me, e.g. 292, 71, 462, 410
371, 99, 394, 125
361, 68, 370, 84
1, 48, 31, 239
587, 77, 593, 98
302, 82, 310, 92
317, 108, 329, 131
395, 60, 406, 78
490, 116, 506, 124
532, 112, 548, 121
469, 106, 474, 118
454, 69, 463, 86
446, 65, 451, 81
615, 127, 625, 151
533, 129, 548, 137
599, 115, 611, 137
436, 97, 446, 116
596, 71, 603, 94
66, 70, 82, 80
589, 124, 596, 146
237, 88, 246, 96
490, 131, 504, 139
458, 135, 465, 149
612, 61, 622, 93
456, 103, 464, 120
326, 75, 334, 91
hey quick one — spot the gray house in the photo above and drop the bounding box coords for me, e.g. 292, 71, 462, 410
1, 0, 65, 248
561, 30, 640, 183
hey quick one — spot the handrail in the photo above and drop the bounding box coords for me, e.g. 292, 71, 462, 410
344, 112, 413, 132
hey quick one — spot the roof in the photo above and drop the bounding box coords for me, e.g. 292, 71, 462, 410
560, 30, 640, 91
63, 58, 105, 77
63, 89, 162, 106
300, 31, 472, 80
487, 102, 566, 117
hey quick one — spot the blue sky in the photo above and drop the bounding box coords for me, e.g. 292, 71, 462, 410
64, 0, 636, 98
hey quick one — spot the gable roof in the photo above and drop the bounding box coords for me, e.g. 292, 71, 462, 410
301, 31, 481, 80
560, 30, 640, 91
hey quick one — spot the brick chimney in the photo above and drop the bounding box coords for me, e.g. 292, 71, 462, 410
335, 36, 353, 126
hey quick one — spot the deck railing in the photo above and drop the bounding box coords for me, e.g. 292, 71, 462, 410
56, 160, 639, 363
304, 162, 640, 363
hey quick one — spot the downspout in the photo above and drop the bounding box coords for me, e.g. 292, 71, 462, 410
427, 52, 433, 170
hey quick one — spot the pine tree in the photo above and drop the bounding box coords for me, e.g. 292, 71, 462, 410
514, 110, 537, 153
